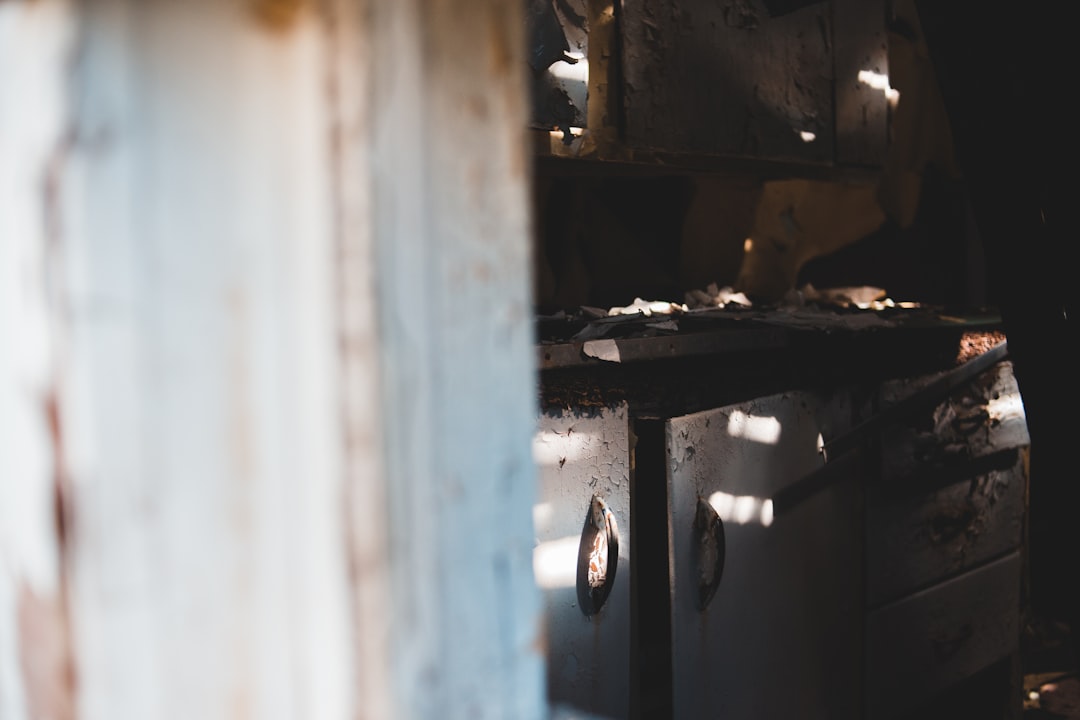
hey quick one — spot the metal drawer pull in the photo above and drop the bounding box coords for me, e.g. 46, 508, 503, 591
577, 495, 619, 616
694, 497, 726, 611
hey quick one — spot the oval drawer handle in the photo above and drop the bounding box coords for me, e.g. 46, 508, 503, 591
694, 497, 726, 611
577, 495, 619, 617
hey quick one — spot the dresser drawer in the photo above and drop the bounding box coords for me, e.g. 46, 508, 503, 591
880, 361, 1028, 482
866, 453, 1026, 606
865, 552, 1022, 720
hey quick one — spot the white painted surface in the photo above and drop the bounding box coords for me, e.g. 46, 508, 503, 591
533, 408, 630, 716
667, 391, 863, 720
535, 406, 631, 720
328, 1, 395, 717
369, 1, 546, 718
4, 2, 544, 719
58, 3, 356, 718
0, 2, 76, 718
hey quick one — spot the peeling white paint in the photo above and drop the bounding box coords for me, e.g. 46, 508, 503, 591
582, 339, 621, 363
987, 389, 1025, 427
533, 429, 606, 469
535, 405, 630, 719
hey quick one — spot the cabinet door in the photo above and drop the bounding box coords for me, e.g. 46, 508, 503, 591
535, 404, 632, 719
621, 0, 836, 163
620, 0, 888, 168
666, 390, 862, 719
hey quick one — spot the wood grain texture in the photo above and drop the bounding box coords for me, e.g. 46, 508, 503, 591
369, 1, 546, 718
0, 2, 77, 718
6, 2, 546, 719
59, 2, 358, 718
327, 1, 396, 717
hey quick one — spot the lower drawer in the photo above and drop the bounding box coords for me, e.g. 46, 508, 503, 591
865, 551, 1022, 720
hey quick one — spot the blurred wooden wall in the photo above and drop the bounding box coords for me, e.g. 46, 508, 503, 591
0, 1, 546, 718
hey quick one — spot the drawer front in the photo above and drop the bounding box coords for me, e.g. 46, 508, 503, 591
865, 552, 1022, 720
866, 454, 1026, 606
667, 389, 863, 720
880, 361, 1028, 481
620, 0, 838, 163
534, 404, 631, 720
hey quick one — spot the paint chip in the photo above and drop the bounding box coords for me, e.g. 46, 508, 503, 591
583, 339, 621, 363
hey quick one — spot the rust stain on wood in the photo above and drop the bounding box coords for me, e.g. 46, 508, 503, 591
42, 133, 73, 253
487, 6, 513, 76
30, 388, 76, 720
250, 0, 308, 33
43, 389, 72, 550
18, 583, 75, 720
956, 331, 1007, 365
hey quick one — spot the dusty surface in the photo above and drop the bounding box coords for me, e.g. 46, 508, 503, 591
956, 330, 1008, 364
1022, 616, 1080, 718
1026, 674, 1080, 718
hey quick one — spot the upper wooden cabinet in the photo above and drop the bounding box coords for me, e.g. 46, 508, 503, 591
529, 0, 890, 174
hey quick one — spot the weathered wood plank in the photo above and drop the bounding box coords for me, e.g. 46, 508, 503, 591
832, 0, 888, 166
59, 2, 361, 718
620, 0, 835, 163
865, 552, 1022, 720
369, 0, 546, 717
0, 3, 77, 719
6, 2, 546, 720
880, 361, 1029, 481
328, 1, 396, 717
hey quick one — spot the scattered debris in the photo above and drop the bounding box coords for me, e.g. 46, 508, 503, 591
800, 283, 885, 308
583, 339, 621, 363
684, 281, 918, 312
536, 282, 994, 349
795, 283, 919, 311
685, 283, 753, 310
608, 297, 688, 317
956, 331, 1007, 365
1025, 673, 1080, 716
